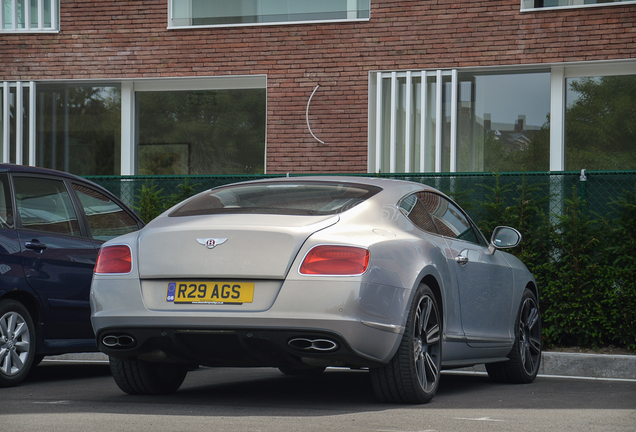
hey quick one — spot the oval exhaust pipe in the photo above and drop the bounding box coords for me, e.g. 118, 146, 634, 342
288, 338, 338, 352
102, 334, 136, 348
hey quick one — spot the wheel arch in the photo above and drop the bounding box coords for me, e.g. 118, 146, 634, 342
525, 280, 539, 303
420, 273, 444, 327
0, 290, 42, 329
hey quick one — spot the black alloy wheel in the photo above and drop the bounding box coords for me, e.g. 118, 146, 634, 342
486, 288, 542, 383
370, 283, 442, 404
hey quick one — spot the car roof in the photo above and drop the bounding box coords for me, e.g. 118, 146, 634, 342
231, 175, 431, 188
0, 163, 87, 180
0, 163, 125, 201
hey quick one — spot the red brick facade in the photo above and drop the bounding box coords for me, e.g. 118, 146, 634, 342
2, 0, 635, 173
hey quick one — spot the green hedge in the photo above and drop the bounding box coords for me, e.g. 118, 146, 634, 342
447, 173, 636, 352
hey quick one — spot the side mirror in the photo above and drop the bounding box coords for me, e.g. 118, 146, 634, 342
489, 226, 522, 254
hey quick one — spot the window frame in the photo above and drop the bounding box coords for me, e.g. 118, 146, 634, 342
0, 0, 59, 33
167, 0, 371, 29
521, 0, 636, 12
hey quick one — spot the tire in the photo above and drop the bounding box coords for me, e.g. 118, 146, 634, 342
486, 288, 542, 383
109, 356, 188, 395
370, 284, 442, 404
278, 366, 326, 376
32, 354, 45, 367
0, 300, 36, 388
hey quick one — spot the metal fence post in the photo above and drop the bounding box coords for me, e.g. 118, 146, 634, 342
579, 169, 587, 215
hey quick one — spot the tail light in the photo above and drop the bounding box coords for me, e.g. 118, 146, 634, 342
95, 245, 132, 274
299, 245, 369, 276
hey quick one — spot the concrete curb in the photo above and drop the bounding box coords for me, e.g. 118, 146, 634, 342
540, 352, 636, 380
457, 351, 636, 380
44, 353, 109, 362
44, 351, 636, 380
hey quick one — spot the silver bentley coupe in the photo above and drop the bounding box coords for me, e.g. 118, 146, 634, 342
90, 177, 542, 404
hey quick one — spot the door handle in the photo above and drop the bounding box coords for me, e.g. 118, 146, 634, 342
454, 255, 469, 266
25, 240, 48, 251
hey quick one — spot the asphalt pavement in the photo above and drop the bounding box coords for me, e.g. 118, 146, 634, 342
46, 350, 636, 380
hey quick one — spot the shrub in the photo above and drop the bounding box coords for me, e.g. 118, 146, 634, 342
474, 177, 636, 352
135, 178, 201, 224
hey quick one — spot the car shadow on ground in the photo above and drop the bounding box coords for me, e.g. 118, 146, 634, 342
13, 362, 636, 415
147, 368, 504, 408
24, 361, 112, 384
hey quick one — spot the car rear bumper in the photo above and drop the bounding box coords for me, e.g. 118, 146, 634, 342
91, 273, 411, 366
95, 323, 398, 368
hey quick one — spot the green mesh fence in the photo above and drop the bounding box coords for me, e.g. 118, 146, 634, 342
85, 170, 636, 350
85, 170, 636, 224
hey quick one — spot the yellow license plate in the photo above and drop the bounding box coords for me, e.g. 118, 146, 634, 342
166, 282, 254, 304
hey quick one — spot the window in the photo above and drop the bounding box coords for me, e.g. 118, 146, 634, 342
399, 192, 482, 244
136, 88, 266, 175
36, 84, 122, 176
4, 76, 267, 176
522, 0, 636, 10
169, 0, 370, 28
1, 0, 58, 32
419, 192, 481, 244
14, 177, 81, 236
370, 70, 550, 173
1, 82, 32, 165
457, 71, 550, 172
371, 71, 453, 174
565, 74, 636, 170
0, 174, 13, 228
73, 184, 140, 241
170, 181, 381, 217
399, 194, 438, 235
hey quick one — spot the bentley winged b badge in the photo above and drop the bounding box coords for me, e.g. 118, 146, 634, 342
196, 238, 228, 249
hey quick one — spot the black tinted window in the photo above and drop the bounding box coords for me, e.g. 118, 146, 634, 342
399, 194, 438, 234
73, 184, 140, 241
171, 181, 382, 217
0, 174, 13, 228
417, 192, 481, 244
14, 177, 81, 236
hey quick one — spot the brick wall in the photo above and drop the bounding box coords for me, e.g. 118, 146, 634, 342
1, 0, 635, 173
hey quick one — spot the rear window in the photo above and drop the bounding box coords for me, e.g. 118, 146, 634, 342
170, 181, 382, 217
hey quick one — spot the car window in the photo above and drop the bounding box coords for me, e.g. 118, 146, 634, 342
13, 177, 81, 237
171, 181, 382, 217
416, 192, 481, 244
73, 184, 140, 242
0, 173, 14, 228
399, 194, 438, 234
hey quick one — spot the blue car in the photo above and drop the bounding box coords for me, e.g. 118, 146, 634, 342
0, 164, 143, 387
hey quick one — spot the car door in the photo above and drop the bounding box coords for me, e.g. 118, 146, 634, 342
13, 175, 97, 341
417, 192, 515, 346
398, 193, 464, 340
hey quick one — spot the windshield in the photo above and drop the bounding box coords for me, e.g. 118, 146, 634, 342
170, 181, 382, 217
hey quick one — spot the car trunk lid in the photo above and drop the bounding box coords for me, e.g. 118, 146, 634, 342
136, 214, 338, 279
